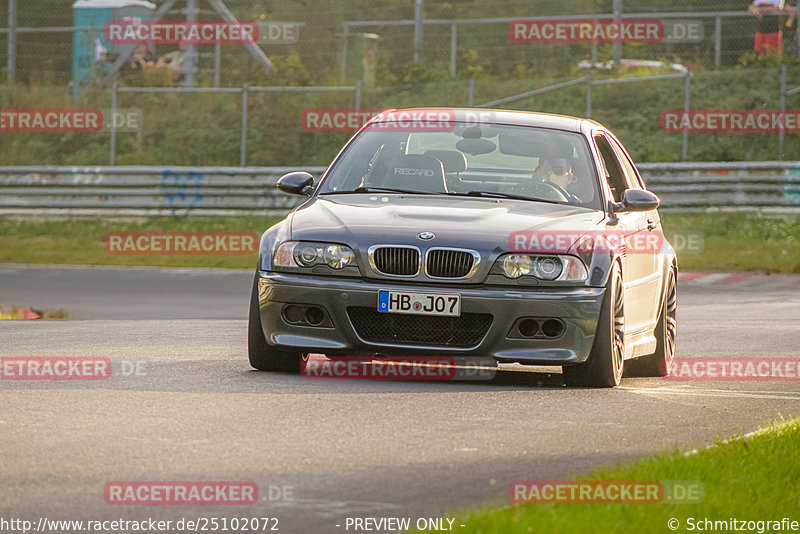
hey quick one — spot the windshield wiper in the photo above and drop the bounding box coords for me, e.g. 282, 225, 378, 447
447, 190, 563, 204
320, 186, 436, 195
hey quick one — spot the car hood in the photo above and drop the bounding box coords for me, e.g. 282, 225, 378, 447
289, 194, 606, 252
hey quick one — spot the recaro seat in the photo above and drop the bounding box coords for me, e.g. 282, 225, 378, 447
386, 154, 448, 193
425, 149, 467, 191
424, 149, 467, 174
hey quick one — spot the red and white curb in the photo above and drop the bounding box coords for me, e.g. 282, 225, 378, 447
678, 271, 800, 288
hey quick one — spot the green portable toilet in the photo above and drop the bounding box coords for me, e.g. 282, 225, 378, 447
72, 0, 155, 98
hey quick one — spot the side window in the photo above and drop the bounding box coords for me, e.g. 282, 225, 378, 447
607, 136, 644, 190
594, 135, 628, 203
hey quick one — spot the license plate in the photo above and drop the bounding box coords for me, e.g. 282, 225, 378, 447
378, 290, 461, 317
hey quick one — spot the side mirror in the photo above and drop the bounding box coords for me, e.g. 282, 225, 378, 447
277, 172, 314, 196
616, 189, 660, 212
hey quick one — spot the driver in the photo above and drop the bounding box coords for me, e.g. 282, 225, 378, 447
518, 143, 583, 202
538, 155, 575, 192
531, 141, 576, 187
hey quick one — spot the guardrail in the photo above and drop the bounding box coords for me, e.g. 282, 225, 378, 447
639, 162, 800, 212
1, 163, 799, 216
0, 166, 326, 217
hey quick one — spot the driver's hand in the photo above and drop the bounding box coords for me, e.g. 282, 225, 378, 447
516, 178, 569, 202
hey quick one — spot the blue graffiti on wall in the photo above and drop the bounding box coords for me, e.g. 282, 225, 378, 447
161, 170, 205, 215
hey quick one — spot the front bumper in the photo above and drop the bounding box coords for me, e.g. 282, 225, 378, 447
257, 271, 606, 365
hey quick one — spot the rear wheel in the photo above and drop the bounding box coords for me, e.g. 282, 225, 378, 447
625, 267, 677, 377
248, 273, 305, 373
563, 262, 625, 387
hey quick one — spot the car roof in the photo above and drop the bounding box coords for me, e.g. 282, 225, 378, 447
369, 107, 605, 135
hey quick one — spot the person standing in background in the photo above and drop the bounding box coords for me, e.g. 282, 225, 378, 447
157, 41, 188, 82
748, 0, 798, 55
120, 43, 154, 76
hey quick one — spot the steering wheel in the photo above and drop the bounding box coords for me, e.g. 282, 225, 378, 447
526, 180, 572, 202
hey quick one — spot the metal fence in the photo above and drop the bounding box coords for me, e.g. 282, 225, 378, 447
4, 66, 800, 165
475, 71, 692, 159
6, 66, 800, 165
2, 162, 799, 217
4, 2, 800, 167
109, 83, 361, 166
341, 10, 793, 77
2, 2, 797, 86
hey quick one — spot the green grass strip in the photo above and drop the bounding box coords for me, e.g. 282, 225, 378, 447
420, 417, 800, 533
0, 213, 799, 273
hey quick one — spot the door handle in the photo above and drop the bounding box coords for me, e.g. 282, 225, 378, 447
647, 218, 657, 231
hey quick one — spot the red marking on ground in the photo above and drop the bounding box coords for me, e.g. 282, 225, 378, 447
677, 272, 710, 283
716, 273, 755, 285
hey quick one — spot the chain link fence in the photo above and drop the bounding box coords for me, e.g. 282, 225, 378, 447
3, 0, 800, 165
3, 0, 797, 84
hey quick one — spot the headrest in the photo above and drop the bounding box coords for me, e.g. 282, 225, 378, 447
387, 154, 447, 193
424, 149, 468, 173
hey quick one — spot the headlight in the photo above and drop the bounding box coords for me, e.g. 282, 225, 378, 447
502, 255, 562, 280
497, 254, 587, 282
296, 244, 321, 267
502, 254, 532, 278
273, 241, 356, 270
532, 256, 563, 280
323, 244, 354, 269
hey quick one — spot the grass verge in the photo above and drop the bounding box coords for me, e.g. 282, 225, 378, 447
423, 417, 800, 534
0, 213, 798, 273
663, 212, 800, 273
0, 216, 281, 269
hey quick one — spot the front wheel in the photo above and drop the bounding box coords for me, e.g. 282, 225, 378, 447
248, 273, 305, 373
625, 267, 677, 377
563, 262, 625, 387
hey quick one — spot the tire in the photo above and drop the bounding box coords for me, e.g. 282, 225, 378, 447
624, 267, 677, 378
248, 273, 305, 373
563, 262, 625, 387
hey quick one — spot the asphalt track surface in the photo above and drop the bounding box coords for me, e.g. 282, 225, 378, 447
2, 264, 800, 533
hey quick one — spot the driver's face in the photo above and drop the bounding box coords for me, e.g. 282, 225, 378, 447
547, 158, 570, 177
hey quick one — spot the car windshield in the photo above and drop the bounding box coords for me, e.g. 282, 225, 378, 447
317, 122, 602, 209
